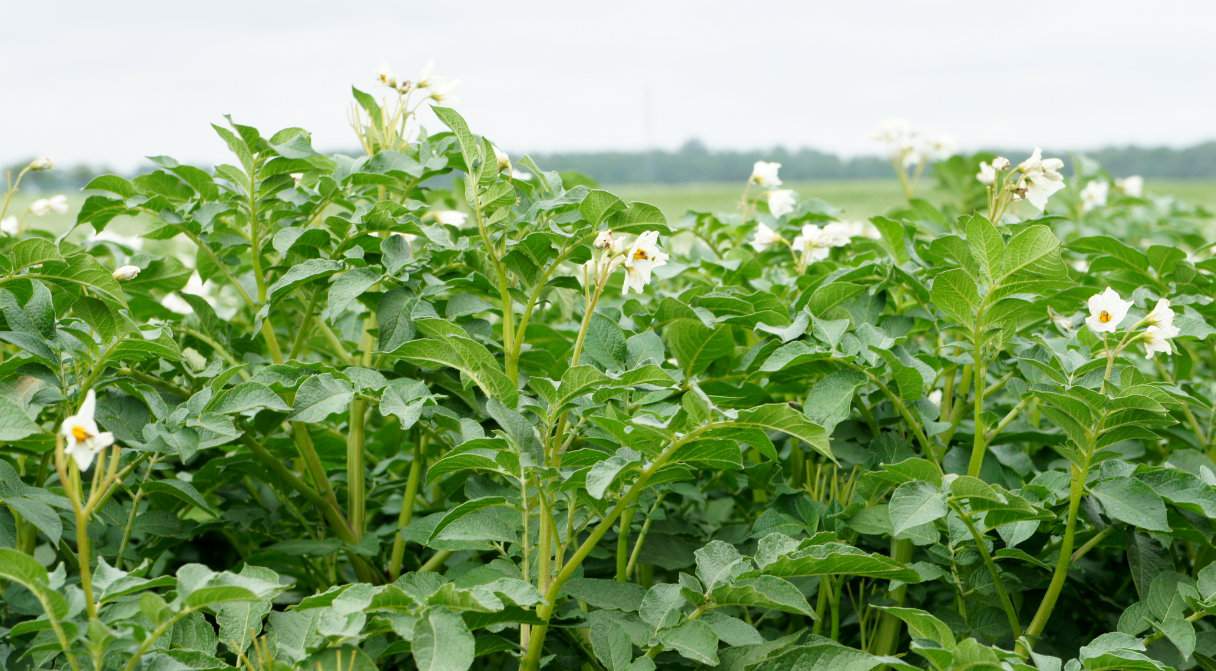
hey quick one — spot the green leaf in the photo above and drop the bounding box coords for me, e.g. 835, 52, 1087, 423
144, 479, 218, 516
1091, 477, 1170, 532
708, 404, 833, 463
930, 268, 980, 329
658, 620, 719, 666
379, 378, 431, 429
694, 540, 749, 592
0, 396, 40, 441
710, 575, 814, 616
586, 449, 641, 500
872, 606, 956, 648
183, 585, 259, 609
588, 610, 635, 671
324, 267, 380, 321
212, 382, 290, 416
412, 609, 474, 671
395, 337, 518, 407
664, 318, 733, 377
290, 374, 354, 423
888, 481, 947, 538
0, 548, 68, 619
267, 259, 342, 303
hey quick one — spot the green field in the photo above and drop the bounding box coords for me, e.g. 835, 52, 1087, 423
613, 178, 1216, 221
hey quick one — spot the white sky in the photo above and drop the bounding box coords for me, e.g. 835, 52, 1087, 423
4, 0, 1215, 170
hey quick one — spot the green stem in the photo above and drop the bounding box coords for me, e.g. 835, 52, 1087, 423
953, 503, 1022, 639
389, 439, 425, 580
1022, 461, 1088, 649
968, 334, 988, 477
345, 319, 376, 539
615, 506, 636, 582
121, 607, 197, 671
871, 538, 912, 655
625, 494, 665, 580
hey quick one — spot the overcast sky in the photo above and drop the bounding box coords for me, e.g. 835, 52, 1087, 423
4, 1, 1214, 170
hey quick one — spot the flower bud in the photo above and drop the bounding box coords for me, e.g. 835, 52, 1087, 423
594, 230, 615, 250
29, 156, 54, 171
182, 347, 207, 372
112, 265, 140, 281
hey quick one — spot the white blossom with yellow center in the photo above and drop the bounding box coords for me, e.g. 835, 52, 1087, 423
622, 231, 669, 294
1085, 287, 1132, 334
60, 390, 115, 471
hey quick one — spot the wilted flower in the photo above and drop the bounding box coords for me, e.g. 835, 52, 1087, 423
1080, 180, 1109, 213
112, 265, 140, 281
30, 194, 69, 216
29, 156, 54, 171
750, 161, 782, 187
1116, 175, 1143, 197
750, 223, 784, 251
766, 189, 797, 217
60, 389, 115, 471
435, 210, 468, 227
622, 231, 669, 294
493, 146, 512, 173
1015, 148, 1065, 211
377, 65, 397, 88
1085, 287, 1133, 334
0, 216, 17, 236
593, 230, 615, 250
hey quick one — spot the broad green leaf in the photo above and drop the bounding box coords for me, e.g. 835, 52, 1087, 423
412, 609, 474, 671
290, 373, 354, 423
1091, 477, 1170, 532
888, 481, 948, 537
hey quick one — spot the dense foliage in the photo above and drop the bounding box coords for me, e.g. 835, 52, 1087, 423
1, 82, 1215, 671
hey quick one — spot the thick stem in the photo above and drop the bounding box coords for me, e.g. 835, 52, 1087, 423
1023, 462, 1087, 647
388, 438, 425, 580
345, 319, 376, 538
871, 538, 913, 655
615, 506, 636, 582
967, 335, 988, 477
954, 504, 1022, 639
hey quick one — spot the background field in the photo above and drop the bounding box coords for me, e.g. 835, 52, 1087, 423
7, 179, 1215, 236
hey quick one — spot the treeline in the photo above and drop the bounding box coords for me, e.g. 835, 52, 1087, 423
9, 139, 1216, 191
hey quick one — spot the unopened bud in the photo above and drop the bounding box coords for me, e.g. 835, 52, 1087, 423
594, 230, 615, 250
29, 156, 54, 171
112, 265, 140, 281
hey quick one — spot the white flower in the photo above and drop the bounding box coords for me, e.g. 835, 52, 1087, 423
416, 62, 459, 102
0, 216, 18, 236
791, 224, 833, 266
1016, 148, 1065, 211
30, 194, 69, 216
60, 390, 115, 471
1116, 175, 1143, 197
1085, 287, 1133, 334
510, 169, 533, 181
766, 189, 797, 217
377, 65, 397, 88
593, 230, 615, 250
750, 161, 782, 187
992, 156, 1010, 171
182, 347, 208, 372
1143, 324, 1179, 358
833, 219, 881, 240
921, 134, 956, 162
871, 119, 923, 167
819, 222, 857, 247
750, 223, 784, 251
435, 210, 468, 227
1144, 298, 1175, 330
977, 161, 998, 186
29, 156, 54, 171
290, 172, 305, 187
112, 265, 140, 281
1080, 180, 1109, 213
927, 389, 943, 408
622, 231, 669, 294
493, 146, 511, 173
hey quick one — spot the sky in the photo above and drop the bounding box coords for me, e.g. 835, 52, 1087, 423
4, 0, 1215, 170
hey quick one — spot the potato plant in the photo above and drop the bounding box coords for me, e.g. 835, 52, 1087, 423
1, 79, 1215, 671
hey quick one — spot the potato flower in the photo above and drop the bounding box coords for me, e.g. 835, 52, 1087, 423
1085, 287, 1132, 334
493, 146, 512, 173
30, 156, 54, 171
791, 224, 833, 266
766, 189, 797, 217
750, 223, 784, 251
0, 216, 17, 236
1142, 324, 1180, 358
622, 231, 669, 294
112, 265, 140, 281
1015, 148, 1065, 211
1080, 180, 1109, 213
750, 161, 782, 187
30, 194, 69, 216
1116, 175, 1143, 197
1144, 298, 1175, 330
60, 390, 115, 471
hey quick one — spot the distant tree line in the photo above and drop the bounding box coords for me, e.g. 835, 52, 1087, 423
8, 139, 1216, 191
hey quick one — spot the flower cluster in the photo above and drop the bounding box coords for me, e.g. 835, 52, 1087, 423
30, 194, 69, 216
746, 161, 798, 218
583, 230, 669, 295
871, 119, 956, 168
977, 148, 1065, 219
1085, 287, 1180, 358
376, 62, 459, 102
751, 218, 879, 273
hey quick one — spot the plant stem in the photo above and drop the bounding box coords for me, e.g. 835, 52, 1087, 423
615, 506, 635, 582
968, 333, 988, 477
1022, 460, 1088, 649
871, 538, 912, 655
625, 493, 665, 580
345, 319, 376, 539
954, 503, 1022, 639
388, 438, 425, 580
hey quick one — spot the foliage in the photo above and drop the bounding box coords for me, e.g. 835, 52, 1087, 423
1, 86, 1215, 671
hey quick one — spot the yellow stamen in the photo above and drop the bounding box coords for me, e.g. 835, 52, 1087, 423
71, 425, 91, 441
1098, 310, 1111, 323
